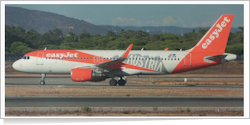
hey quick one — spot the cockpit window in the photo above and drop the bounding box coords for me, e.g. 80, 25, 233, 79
22, 56, 30, 59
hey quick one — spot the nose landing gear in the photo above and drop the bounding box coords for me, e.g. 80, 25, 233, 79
39, 73, 46, 85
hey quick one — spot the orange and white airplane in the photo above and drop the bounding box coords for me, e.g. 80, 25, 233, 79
12, 14, 237, 86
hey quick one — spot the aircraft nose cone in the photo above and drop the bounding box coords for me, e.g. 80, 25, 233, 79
12, 60, 21, 71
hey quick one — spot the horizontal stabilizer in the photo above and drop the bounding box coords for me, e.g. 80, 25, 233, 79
204, 54, 227, 63
206, 55, 227, 60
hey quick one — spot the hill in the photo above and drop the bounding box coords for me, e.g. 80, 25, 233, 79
6, 6, 240, 36
5, 6, 108, 35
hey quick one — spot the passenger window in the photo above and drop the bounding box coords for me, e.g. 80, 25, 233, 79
23, 56, 26, 59
27, 56, 30, 59
174, 58, 176, 60
90, 58, 92, 60
171, 58, 173, 60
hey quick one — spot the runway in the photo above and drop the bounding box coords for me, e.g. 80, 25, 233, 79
5, 77, 243, 88
5, 77, 244, 109
5, 97, 243, 107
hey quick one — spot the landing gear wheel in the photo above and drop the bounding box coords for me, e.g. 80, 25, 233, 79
118, 79, 126, 86
40, 73, 46, 85
109, 79, 117, 86
40, 80, 45, 85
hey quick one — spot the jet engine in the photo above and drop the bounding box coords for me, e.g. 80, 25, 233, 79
71, 68, 105, 82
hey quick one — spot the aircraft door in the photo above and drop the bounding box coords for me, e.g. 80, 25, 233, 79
37, 52, 44, 65
99, 57, 103, 63
94, 56, 99, 64
184, 53, 191, 66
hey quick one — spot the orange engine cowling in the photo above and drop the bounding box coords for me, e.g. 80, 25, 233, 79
71, 68, 105, 82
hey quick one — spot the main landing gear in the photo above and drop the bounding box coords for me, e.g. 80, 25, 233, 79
39, 73, 46, 85
109, 77, 126, 86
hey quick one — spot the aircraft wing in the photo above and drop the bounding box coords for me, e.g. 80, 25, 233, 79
74, 44, 133, 71
96, 44, 133, 70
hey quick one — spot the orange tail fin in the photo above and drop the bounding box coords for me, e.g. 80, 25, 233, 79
190, 14, 234, 55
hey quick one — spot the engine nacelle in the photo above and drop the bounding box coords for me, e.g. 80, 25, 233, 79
71, 68, 105, 82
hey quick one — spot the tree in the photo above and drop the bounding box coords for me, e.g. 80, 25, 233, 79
53, 28, 63, 38
79, 30, 90, 39
24, 29, 41, 49
107, 31, 116, 37
225, 43, 243, 55
9, 42, 33, 54
119, 29, 128, 38
5, 25, 244, 55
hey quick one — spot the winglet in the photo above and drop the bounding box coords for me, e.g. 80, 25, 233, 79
121, 44, 133, 58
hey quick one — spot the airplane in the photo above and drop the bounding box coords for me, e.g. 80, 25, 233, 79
12, 14, 237, 86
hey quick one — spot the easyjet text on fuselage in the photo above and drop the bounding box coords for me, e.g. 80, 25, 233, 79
46, 52, 78, 58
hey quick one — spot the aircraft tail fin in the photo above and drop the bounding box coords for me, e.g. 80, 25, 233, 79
189, 14, 234, 55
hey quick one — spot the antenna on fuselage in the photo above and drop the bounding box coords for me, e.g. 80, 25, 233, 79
141, 48, 144, 51
44, 47, 47, 50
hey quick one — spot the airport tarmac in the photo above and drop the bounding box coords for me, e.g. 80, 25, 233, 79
5, 76, 244, 110
5, 97, 243, 107
5, 77, 243, 88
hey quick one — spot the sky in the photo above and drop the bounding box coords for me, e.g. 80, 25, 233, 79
6, 2, 244, 28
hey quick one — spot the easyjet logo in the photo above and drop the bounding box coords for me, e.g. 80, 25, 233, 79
202, 17, 231, 49
46, 52, 78, 58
